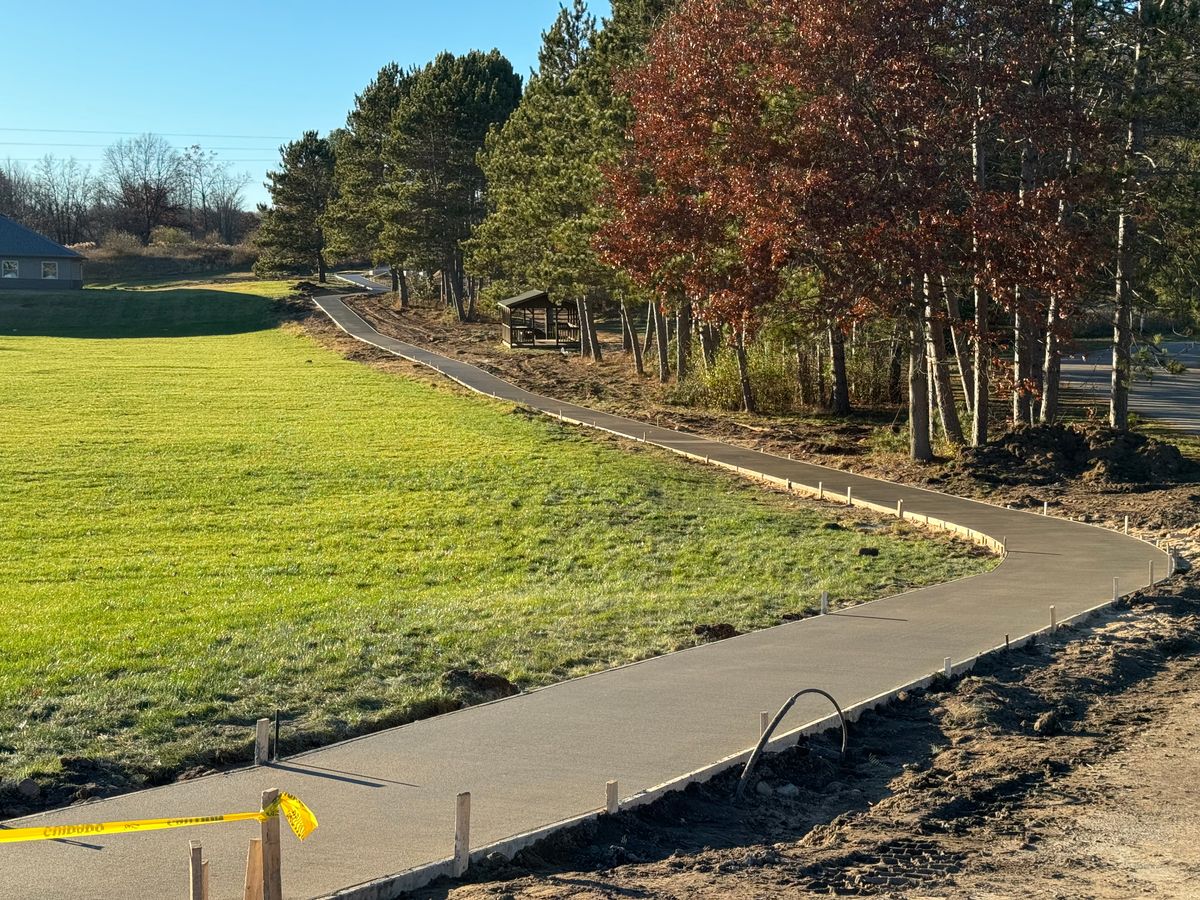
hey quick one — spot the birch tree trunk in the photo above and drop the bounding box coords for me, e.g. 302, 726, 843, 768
1112, 0, 1148, 431
583, 298, 602, 362
926, 277, 964, 444
734, 329, 756, 413
944, 277, 974, 417
971, 73, 990, 446
576, 297, 592, 359
909, 289, 933, 462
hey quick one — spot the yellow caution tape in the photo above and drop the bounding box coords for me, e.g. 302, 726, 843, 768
0, 792, 317, 845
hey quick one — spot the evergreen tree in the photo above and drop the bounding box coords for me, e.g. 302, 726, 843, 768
325, 64, 416, 301
254, 131, 337, 282
380, 50, 521, 320
466, 0, 676, 358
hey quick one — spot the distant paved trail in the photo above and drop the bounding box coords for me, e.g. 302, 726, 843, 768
1061, 342, 1200, 435
0, 279, 1170, 900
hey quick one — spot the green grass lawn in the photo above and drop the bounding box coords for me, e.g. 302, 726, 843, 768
0, 281, 991, 801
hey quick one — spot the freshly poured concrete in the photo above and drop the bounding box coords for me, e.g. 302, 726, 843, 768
0, 286, 1168, 900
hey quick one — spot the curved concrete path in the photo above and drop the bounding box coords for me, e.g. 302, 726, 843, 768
0, 284, 1170, 900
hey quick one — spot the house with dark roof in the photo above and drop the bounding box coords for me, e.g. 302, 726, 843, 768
0, 214, 84, 291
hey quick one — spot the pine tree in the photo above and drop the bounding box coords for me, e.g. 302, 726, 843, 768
325, 64, 416, 301
380, 50, 521, 321
466, 0, 676, 360
254, 131, 336, 282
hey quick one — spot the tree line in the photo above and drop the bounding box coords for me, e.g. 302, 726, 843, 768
256, 0, 1199, 459
0, 134, 254, 246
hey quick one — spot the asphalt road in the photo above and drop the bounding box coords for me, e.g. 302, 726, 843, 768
1061, 341, 1200, 435
0, 284, 1169, 900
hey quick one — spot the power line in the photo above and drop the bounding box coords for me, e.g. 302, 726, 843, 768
2, 158, 277, 164
0, 127, 291, 140
0, 143, 278, 154
0, 142, 277, 151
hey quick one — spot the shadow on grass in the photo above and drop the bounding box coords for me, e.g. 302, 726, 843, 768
0, 288, 279, 339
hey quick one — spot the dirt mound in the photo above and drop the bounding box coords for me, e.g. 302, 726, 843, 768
441, 669, 520, 705
952, 423, 1196, 487
693, 623, 743, 642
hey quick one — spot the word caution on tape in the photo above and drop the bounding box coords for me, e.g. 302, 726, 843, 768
0, 791, 317, 844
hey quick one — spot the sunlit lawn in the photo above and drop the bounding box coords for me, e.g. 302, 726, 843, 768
0, 281, 991, 799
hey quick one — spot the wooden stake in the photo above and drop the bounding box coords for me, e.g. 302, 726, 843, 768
896, 499, 904, 518
254, 718, 270, 767
189, 841, 205, 900
1050, 606, 1058, 633
260, 789, 282, 900
1113, 577, 1120, 602
1043, 501, 1048, 516
243, 838, 263, 900
820, 591, 829, 615
1125, 515, 1130, 535
606, 781, 619, 815
202, 860, 210, 900
846, 486, 852, 505
818, 481, 824, 500
453, 792, 471, 878
760, 711, 769, 736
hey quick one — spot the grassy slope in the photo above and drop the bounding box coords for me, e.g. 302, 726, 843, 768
0, 282, 991, 794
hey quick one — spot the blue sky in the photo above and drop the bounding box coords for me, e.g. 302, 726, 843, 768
1, 1, 611, 208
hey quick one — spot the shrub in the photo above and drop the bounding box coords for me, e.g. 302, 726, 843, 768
671, 344, 800, 414
101, 230, 143, 254
149, 226, 191, 246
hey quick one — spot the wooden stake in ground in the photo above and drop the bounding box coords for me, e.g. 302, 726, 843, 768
453, 792, 471, 878
189, 840, 207, 900
260, 789, 282, 900
243, 838, 264, 900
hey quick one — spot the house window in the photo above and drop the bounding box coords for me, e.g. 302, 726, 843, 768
42, 261, 58, 280
1, 260, 17, 278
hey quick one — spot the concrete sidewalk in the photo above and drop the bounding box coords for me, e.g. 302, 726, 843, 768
0, 289, 1169, 900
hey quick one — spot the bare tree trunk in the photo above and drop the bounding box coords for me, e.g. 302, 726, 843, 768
944, 277, 974, 416
1040, 294, 1061, 422
653, 301, 670, 383
1112, 3, 1148, 432
816, 339, 826, 408
317, 251, 327, 284
734, 329, 756, 413
676, 297, 692, 381
1043, 1, 1079, 425
909, 288, 933, 462
971, 78, 990, 446
576, 297, 592, 359
829, 323, 851, 415
583, 298, 602, 362
926, 276, 964, 444
620, 303, 644, 376
888, 332, 904, 404
642, 300, 656, 358
700, 322, 720, 368
698, 323, 716, 371
396, 268, 409, 310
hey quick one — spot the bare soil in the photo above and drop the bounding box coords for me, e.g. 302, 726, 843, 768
410, 574, 1200, 900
